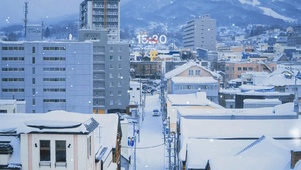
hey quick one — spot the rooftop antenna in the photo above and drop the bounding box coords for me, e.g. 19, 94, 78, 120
24, 1, 29, 38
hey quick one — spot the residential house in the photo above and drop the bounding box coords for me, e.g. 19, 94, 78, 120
0, 111, 121, 170
178, 116, 301, 170
259, 68, 301, 98
165, 61, 221, 103
166, 92, 224, 132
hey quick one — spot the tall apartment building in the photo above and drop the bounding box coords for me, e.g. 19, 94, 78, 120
183, 14, 216, 51
78, 29, 130, 114
0, 41, 94, 113
80, 0, 120, 42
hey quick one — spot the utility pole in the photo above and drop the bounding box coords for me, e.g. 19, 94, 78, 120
133, 121, 137, 170
168, 117, 172, 170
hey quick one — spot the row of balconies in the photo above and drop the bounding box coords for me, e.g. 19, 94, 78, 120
93, 19, 118, 22
93, 12, 118, 15
93, 4, 118, 9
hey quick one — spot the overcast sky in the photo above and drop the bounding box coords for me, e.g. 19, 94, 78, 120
0, 0, 83, 27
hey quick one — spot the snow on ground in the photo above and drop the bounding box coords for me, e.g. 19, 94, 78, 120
238, 0, 296, 22
258, 6, 296, 22
238, 0, 261, 6
131, 94, 165, 169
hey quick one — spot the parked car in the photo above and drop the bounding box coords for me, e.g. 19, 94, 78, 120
152, 109, 160, 116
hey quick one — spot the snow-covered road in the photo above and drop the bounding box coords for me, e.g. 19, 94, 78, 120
134, 94, 166, 169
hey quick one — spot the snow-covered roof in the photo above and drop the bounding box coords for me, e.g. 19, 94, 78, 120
0, 99, 17, 105
167, 92, 223, 108
0, 111, 119, 168
243, 98, 282, 104
239, 84, 274, 91
182, 138, 251, 168
178, 102, 296, 119
180, 117, 301, 148
164, 61, 220, 80
209, 136, 291, 170
171, 76, 217, 84
260, 68, 301, 86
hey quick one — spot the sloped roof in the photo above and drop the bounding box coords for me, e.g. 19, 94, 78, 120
209, 136, 291, 170
0, 111, 119, 168
164, 61, 221, 80
260, 68, 301, 86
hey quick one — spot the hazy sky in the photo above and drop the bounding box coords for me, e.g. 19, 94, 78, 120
0, 0, 83, 27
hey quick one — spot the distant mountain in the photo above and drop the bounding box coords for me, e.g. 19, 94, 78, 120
120, 0, 301, 28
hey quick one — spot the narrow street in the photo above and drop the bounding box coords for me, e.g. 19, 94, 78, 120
134, 94, 166, 169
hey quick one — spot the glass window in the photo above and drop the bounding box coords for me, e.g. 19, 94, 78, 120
189, 70, 194, 75
55, 140, 66, 163
40, 140, 50, 161
238, 67, 242, 71
195, 70, 201, 75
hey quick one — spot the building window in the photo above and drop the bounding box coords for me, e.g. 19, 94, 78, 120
118, 91, 121, 96
195, 70, 201, 75
118, 56, 122, 60
110, 56, 113, 61
40, 140, 51, 162
118, 82, 122, 87
189, 70, 194, 75
110, 47, 113, 52
118, 64, 121, 69
110, 100, 113, 105
55, 140, 66, 163
248, 67, 253, 71
110, 82, 114, 87
238, 67, 242, 71
243, 67, 247, 71
110, 91, 113, 96
110, 73, 113, 78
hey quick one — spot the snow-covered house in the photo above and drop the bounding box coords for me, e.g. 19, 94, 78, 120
259, 68, 301, 98
178, 117, 301, 170
166, 92, 224, 132
0, 111, 121, 170
208, 136, 298, 170
165, 61, 221, 104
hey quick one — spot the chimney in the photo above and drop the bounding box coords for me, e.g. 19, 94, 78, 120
291, 150, 301, 169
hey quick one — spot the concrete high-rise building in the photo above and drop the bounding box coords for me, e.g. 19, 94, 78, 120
0, 41, 94, 113
78, 29, 130, 114
183, 14, 216, 51
80, 0, 120, 42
